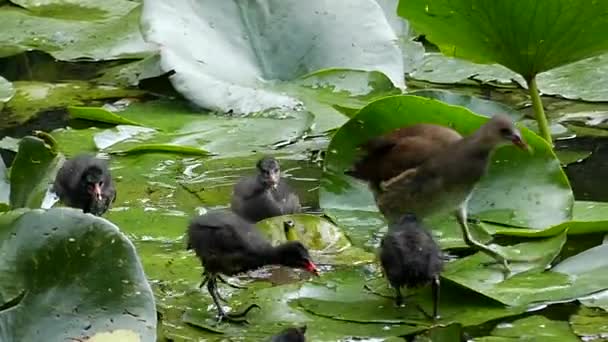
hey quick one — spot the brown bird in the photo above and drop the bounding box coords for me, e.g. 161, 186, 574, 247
348, 115, 529, 272
187, 210, 319, 323
52, 154, 116, 216
380, 214, 442, 319
231, 156, 301, 222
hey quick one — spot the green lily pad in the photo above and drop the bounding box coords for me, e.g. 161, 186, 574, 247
297, 268, 526, 329
320, 95, 573, 230
257, 214, 375, 265
9, 135, 63, 210
67, 106, 145, 127
474, 315, 579, 342
0, 158, 8, 205
96, 54, 164, 87
90, 100, 314, 157
569, 306, 608, 341
443, 232, 567, 306
486, 201, 608, 238
0, 0, 155, 60
0, 76, 13, 111
1, 81, 144, 131
409, 89, 523, 121
0, 208, 157, 341
537, 53, 608, 102
398, 0, 608, 80
445, 233, 608, 307
141, 0, 404, 114
410, 53, 521, 86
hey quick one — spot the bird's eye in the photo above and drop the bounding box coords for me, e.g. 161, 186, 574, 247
99, 181, 104, 187
499, 128, 512, 137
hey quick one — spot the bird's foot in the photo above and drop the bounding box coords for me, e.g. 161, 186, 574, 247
216, 304, 260, 324
415, 304, 440, 321
217, 275, 247, 289
472, 244, 511, 277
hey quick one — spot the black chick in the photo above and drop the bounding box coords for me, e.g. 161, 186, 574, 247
52, 154, 116, 216
231, 156, 301, 222
269, 325, 307, 342
187, 210, 319, 323
380, 213, 443, 319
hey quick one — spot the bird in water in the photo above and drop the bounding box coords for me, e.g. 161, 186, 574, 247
348, 115, 529, 273
269, 325, 307, 341
380, 213, 442, 319
231, 156, 301, 222
52, 154, 116, 216
186, 210, 319, 323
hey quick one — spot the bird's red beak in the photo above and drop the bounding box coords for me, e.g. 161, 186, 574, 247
93, 183, 103, 201
305, 261, 320, 276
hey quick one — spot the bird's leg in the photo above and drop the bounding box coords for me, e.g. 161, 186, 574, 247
198, 272, 210, 288
455, 206, 511, 275
207, 277, 248, 324
395, 287, 403, 306
217, 275, 247, 289
431, 275, 440, 320
207, 276, 260, 324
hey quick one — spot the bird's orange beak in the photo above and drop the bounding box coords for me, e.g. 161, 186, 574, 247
511, 133, 531, 152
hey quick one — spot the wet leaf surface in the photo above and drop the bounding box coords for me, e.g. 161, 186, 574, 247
9, 135, 62, 209
141, 0, 404, 114
0, 208, 157, 341
0, 0, 155, 60
474, 315, 579, 342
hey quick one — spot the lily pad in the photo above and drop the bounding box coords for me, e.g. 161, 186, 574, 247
410, 53, 521, 86
83, 100, 314, 157
446, 233, 608, 307
474, 315, 579, 342
398, 0, 608, 80
96, 54, 164, 87
409, 89, 523, 121
9, 135, 63, 210
67, 106, 145, 127
537, 53, 608, 102
0, 158, 8, 205
0, 208, 157, 341
442, 232, 567, 306
0, 76, 14, 111
320, 95, 573, 230
107, 144, 213, 157
297, 268, 526, 329
0, 0, 156, 60
486, 201, 608, 238
1, 81, 144, 130
569, 306, 608, 341
257, 214, 375, 265
141, 0, 404, 114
